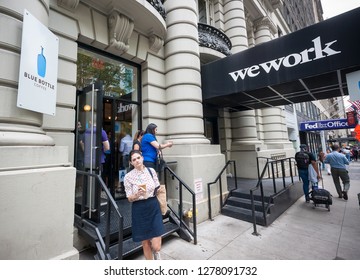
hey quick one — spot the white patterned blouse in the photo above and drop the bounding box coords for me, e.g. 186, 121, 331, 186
124, 167, 159, 201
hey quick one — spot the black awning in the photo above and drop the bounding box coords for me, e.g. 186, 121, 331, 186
201, 7, 360, 111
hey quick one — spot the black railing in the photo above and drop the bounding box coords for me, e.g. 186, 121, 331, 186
251, 157, 297, 235
146, 0, 166, 19
76, 170, 124, 260
164, 166, 197, 245
207, 160, 237, 220
198, 23, 232, 56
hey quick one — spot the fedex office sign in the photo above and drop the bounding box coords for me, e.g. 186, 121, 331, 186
300, 119, 355, 131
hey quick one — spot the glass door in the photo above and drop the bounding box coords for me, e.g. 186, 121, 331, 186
75, 82, 104, 222
102, 98, 140, 199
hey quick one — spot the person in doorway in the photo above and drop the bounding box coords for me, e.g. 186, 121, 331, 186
295, 144, 321, 202
132, 129, 145, 151
124, 150, 164, 260
83, 122, 110, 173
141, 123, 173, 170
324, 144, 350, 200
119, 130, 132, 170
76, 121, 85, 170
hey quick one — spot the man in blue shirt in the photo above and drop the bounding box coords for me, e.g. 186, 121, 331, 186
324, 144, 350, 200
119, 132, 133, 169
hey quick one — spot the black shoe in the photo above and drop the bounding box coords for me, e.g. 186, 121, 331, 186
342, 191, 348, 200
162, 210, 170, 219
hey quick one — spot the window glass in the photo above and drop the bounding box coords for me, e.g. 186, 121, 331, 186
77, 48, 138, 102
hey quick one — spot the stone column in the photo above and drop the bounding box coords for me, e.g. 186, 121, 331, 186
163, 0, 225, 223
254, 17, 293, 150
223, 0, 248, 53
164, 0, 208, 145
0, 1, 54, 147
0, 0, 77, 259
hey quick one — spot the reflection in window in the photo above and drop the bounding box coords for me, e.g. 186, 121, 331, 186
76, 48, 138, 100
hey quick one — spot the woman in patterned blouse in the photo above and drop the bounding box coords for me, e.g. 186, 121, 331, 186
124, 150, 164, 260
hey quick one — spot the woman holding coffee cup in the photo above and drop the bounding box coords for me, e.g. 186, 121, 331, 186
124, 150, 164, 260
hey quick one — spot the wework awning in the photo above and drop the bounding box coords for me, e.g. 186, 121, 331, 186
201, 7, 360, 111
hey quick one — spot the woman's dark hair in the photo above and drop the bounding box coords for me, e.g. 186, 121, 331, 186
133, 129, 144, 140
129, 150, 142, 161
145, 123, 157, 135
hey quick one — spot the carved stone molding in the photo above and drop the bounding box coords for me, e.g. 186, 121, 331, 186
148, 33, 164, 53
57, 0, 79, 11
254, 17, 277, 35
269, 0, 282, 10
108, 11, 134, 54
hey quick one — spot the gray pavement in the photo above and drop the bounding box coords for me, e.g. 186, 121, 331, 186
129, 160, 360, 260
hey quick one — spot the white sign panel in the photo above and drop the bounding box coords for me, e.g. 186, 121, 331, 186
17, 10, 59, 116
346, 70, 360, 101
194, 178, 203, 202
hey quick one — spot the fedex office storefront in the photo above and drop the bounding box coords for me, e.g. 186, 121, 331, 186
299, 119, 356, 153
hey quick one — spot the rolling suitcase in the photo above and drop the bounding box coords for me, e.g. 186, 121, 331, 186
309, 168, 332, 211
310, 188, 332, 211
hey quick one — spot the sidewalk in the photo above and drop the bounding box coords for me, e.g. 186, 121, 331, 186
130, 161, 360, 260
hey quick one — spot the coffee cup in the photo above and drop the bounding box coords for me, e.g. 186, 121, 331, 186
139, 184, 146, 192
138, 184, 148, 198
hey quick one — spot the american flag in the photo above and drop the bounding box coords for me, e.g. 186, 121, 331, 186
349, 100, 360, 110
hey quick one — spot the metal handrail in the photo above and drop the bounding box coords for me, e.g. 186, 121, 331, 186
164, 166, 197, 245
76, 170, 124, 260
207, 160, 237, 220
251, 156, 297, 235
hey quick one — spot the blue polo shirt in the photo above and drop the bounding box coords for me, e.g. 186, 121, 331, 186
141, 133, 157, 163
324, 151, 349, 169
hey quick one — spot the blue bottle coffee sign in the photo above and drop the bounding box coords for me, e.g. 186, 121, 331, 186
37, 46, 46, 77
17, 10, 59, 116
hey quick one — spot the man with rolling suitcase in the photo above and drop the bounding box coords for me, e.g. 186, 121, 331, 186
295, 144, 321, 202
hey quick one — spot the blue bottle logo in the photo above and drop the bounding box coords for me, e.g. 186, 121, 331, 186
37, 46, 46, 77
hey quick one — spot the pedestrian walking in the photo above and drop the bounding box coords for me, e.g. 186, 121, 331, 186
124, 150, 164, 260
324, 144, 350, 200
295, 144, 321, 202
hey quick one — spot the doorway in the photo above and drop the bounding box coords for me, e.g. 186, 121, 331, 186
75, 46, 141, 210
102, 98, 140, 198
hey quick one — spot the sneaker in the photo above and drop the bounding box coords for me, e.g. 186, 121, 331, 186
342, 191, 348, 200
153, 251, 161, 260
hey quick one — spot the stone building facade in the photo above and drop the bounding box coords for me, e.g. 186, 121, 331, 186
0, 0, 323, 259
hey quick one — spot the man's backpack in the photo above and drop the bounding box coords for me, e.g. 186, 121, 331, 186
295, 151, 310, 169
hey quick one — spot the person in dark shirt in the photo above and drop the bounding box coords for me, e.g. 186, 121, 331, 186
295, 144, 321, 202
132, 129, 145, 151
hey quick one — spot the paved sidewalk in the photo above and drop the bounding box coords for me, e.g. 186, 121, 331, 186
130, 161, 360, 260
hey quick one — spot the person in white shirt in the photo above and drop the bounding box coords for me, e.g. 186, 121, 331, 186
119, 132, 133, 169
